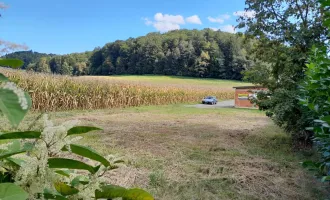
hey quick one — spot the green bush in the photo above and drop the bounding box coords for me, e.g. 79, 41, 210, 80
252, 88, 313, 145
300, 45, 330, 181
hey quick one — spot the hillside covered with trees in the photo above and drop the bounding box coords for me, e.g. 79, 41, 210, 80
4, 51, 56, 69
3, 29, 255, 80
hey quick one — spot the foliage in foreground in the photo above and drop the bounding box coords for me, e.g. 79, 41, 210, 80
300, 46, 330, 183
0, 68, 234, 111
0, 58, 154, 199
299, 0, 330, 183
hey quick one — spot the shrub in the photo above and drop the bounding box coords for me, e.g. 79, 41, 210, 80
300, 46, 330, 181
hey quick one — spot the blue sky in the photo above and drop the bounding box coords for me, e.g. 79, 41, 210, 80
0, 0, 250, 54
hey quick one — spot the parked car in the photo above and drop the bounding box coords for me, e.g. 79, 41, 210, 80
202, 96, 218, 105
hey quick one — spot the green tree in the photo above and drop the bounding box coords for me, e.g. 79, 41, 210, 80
7, 29, 255, 80
239, 0, 328, 143
34, 57, 51, 73
73, 62, 88, 76
60, 61, 73, 75
26, 63, 36, 71
49, 56, 62, 73
196, 51, 210, 77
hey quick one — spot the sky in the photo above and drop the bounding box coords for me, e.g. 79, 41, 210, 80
0, 0, 253, 55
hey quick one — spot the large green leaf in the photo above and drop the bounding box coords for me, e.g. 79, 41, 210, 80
5, 157, 25, 168
0, 141, 30, 163
48, 158, 98, 174
0, 183, 28, 200
0, 131, 41, 140
321, 176, 330, 182
43, 188, 68, 200
95, 185, 154, 200
301, 161, 319, 169
54, 182, 79, 196
70, 175, 89, 187
321, 115, 330, 124
0, 73, 9, 82
0, 59, 24, 68
0, 150, 25, 160
7, 140, 21, 152
67, 126, 102, 136
54, 170, 72, 178
62, 144, 110, 167
0, 88, 32, 127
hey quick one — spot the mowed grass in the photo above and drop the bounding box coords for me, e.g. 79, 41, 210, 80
6, 104, 327, 200
85, 75, 251, 91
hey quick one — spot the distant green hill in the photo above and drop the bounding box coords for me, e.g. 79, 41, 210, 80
4, 29, 256, 80
3, 50, 57, 69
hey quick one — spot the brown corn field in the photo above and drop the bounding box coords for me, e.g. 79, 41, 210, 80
0, 68, 235, 111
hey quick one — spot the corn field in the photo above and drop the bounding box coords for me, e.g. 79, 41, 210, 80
0, 68, 234, 111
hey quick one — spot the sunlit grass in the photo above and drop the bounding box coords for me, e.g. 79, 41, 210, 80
0, 104, 326, 199
84, 75, 253, 93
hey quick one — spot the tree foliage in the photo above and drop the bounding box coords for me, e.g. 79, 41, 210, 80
4, 51, 55, 69
4, 29, 255, 80
88, 29, 254, 79
240, 0, 328, 143
300, 46, 330, 180
300, 0, 330, 183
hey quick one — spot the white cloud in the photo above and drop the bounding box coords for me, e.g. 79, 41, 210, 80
233, 11, 256, 18
186, 15, 202, 24
153, 22, 181, 32
209, 25, 236, 33
143, 13, 186, 32
154, 13, 185, 24
220, 25, 236, 33
143, 18, 153, 26
208, 14, 230, 24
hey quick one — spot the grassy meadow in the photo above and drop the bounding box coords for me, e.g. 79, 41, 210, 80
0, 68, 240, 111
0, 68, 325, 199
3, 105, 326, 200
83, 75, 252, 90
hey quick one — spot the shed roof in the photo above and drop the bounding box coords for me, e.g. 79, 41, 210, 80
233, 86, 265, 89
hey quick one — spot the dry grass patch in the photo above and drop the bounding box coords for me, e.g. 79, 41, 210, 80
3, 105, 327, 199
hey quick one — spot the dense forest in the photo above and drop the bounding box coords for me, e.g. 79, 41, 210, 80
3, 29, 255, 80
4, 51, 56, 69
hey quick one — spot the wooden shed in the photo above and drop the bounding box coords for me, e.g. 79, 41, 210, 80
233, 86, 267, 108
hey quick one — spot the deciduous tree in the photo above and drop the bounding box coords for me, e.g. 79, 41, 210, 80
239, 0, 328, 142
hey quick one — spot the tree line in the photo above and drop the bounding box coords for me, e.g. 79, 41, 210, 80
4, 29, 255, 80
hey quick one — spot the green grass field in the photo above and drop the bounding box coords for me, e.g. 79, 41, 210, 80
3, 104, 326, 200
0, 71, 325, 199
83, 75, 252, 91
